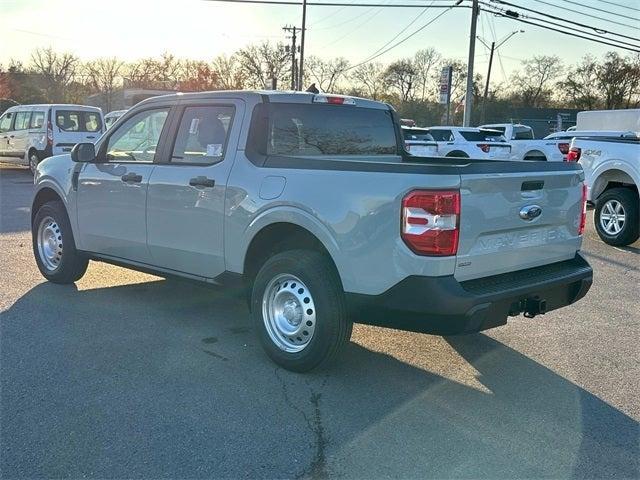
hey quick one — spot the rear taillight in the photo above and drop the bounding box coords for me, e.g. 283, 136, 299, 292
566, 147, 581, 162
401, 190, 460, 256
477, 143, 490, 153
46, 120, 53, 146
558, 142, 570, 155
578, 182, 587, 235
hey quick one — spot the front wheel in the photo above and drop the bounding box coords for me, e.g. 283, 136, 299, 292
28, 150, 40, 175
251, 250, 352, 372
32, 200, 89, 283
594, 188, 639, 246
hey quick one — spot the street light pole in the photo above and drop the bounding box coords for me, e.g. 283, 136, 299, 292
462, 0, 479, 127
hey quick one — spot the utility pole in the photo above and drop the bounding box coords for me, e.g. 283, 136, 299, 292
481, 41, 495, 124
298, 0, 307, 91
283, 25, 299, 90
477, 30, 523, 124
463, 0, 479, 127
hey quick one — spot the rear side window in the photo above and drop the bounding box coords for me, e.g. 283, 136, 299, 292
403, 129, 434, 142
30, 111, 45, 129
460, 130, 506, 142
56, 110, 102, 132
513, 126, 534, 140
171, 105, 234, 164
256, 104, 397, 156
429, 129, 453, 142
14, 111, 31, 130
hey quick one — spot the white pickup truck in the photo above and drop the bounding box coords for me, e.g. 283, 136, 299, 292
481, 123, 565, 162
568, 136, 639, 246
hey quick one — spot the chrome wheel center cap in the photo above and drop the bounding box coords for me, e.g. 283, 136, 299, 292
283, 299, 302, 326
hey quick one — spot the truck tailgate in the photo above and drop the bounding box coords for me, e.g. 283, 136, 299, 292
455, 168, 584, 281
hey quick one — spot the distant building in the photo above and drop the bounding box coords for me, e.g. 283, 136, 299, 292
85, 87, 176, 113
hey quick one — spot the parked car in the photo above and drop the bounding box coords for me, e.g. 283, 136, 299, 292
104, 109, 128, 130
568, 136, 639, 246
480, 123, 564, 161
543, 130, 638, 160
31, 91, 592, 372
426, 126, 511, 159
0, 104, 104, 174
401, 126, 438, 156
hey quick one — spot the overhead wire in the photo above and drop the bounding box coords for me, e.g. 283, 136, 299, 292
553, 0, 640, 21
592, 0, 640, 13
528, 0, 639, 30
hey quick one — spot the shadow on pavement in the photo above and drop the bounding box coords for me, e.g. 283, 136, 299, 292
0, 165, 33, 234
1, 278, 638, 479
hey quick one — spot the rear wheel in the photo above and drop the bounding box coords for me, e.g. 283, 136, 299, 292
594, 188, 639, 246
251, 250, 352, 372
446, 151, 469, 158
32, 200, 89, 283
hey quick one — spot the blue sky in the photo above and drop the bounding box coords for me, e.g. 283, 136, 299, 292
1, 0, 638, 82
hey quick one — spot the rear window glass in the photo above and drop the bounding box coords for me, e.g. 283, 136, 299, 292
56, 110, 102, 132
513, 126, 534, 140
256, 104, 397, 156
403, 129, 434, 142
460, 130, 506, 142
428, 130, 453, 142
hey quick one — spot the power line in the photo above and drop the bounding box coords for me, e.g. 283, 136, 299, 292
344, 6, 454, 71
554, 0, 640, 21
200, 0, 464, 6
483, 5, 640, 52
592, 0, 640, 13
321, 3, 388, 47
489, 0, 640, 42
528, 0, 639, 30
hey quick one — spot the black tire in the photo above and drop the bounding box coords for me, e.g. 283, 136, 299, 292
523, 151, 547, 161
250, 250, 352, 372
594, 188, 639, 246
32, 200, 89, 283
446, 151, 469, 158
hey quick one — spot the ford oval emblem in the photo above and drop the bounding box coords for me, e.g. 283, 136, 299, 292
519, 205, 542, 221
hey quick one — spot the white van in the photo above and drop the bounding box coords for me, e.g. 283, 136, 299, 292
104, 109, 128, 130
0, 104, 104, 174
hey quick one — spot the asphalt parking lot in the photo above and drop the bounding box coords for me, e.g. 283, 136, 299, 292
1, 163, 638, 479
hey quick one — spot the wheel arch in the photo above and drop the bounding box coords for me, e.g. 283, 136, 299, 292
592, 168, 638, 201
523, 150, 547, 161
31, 186, 65, 225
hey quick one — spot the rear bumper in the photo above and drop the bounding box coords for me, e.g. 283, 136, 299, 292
345, 253, 593, 335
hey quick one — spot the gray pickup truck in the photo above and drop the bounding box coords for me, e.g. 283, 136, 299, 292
31, 91, 593, 372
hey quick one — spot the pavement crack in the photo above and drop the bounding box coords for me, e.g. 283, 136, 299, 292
200, 348, 229, 361
274, 368, 330, 479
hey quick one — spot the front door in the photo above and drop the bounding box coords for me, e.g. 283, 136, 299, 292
76, 107, 171, 263
146, 101, 242, 278
10, 111, 31, 158
0, 111, 14, 157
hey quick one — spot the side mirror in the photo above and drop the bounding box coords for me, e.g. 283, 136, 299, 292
71, 142, 96, 163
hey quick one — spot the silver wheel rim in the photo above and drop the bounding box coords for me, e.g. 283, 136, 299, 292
29, 153, 38, 172
262, 274, 316, 353
600, 200, 626, 236
37, 216, 63, 271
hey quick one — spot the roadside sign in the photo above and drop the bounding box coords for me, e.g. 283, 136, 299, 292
439, 66, 453, 105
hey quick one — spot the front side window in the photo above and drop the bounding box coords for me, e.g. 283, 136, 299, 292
259, 104, 397, 156
0, 112, 14, 133
14, 111, 31, 131
171, 106, 234, 164
105, 108, 169, 163
56, 110, 102, 132
30, 111, 45, 129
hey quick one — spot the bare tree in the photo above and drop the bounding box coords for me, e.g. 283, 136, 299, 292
596, 52, 640, 109
29, 47, 79, 101
237, 42, 290, 89
510, 55, 563, 107
413, 48, 441, 101
212, 54, 245, 90
305, 56, 350, 92
557, 55, 600, 110
84, 58, 124, 111
383, 59, 417, 102
351, 62, 385, 100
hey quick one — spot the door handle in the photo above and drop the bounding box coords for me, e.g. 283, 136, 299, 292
189, 176, 215, 188
9, 135, 15, 138
121, 172, 142, 183
86, 136, 96, 139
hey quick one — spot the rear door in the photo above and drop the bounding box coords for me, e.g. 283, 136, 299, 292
52, 108, 103, 155
76, 106, 172, 263
455, 166, 584, 281
145, 99, 243, 278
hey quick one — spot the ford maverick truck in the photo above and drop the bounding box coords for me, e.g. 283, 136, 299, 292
31, 91, 593, 372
